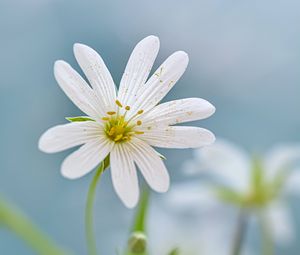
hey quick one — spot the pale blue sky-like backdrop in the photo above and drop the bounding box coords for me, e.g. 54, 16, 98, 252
1, 0, 300, 254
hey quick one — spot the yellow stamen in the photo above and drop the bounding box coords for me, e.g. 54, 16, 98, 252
114, 134, 123, 142
109, 127, 116, 136
102, 117, 109, 121
107, 111, 116, 115
136, 120, 142, 126
125, 106, 131, 111
135, 131, 144, 135
137, 110, 144, 114
115, 100, 123, 108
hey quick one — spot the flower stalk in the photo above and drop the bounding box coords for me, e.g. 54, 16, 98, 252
85, 160, 108, 255
231, 209, 248, 255
0, 196, 69, 255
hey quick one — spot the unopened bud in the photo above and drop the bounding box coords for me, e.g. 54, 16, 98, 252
128, 231, 147, 254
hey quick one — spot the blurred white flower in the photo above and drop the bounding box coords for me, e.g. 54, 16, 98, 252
148, 183, 253, 255
38, 35, 215, 208
183, 139, 300, 245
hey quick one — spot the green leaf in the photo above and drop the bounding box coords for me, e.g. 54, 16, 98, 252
66, 116, 95, 122
132, 188, 150, 233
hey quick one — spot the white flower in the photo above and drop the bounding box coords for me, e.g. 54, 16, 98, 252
183, 139, 300, 245
38, 36, 215, 208
148, 184, 253, 255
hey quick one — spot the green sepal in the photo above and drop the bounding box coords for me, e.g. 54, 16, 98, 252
65, 116, 95, 122
215, 186, 245, 206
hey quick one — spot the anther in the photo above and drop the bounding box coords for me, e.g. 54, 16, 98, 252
136, 120, 142, 126
125, 106, 131, 111
135, 131, 144, 135
107, 111, 116, 115
114, 134, 123, 142
115, 100, 123, 108
102, 117, 109, 121
109, 127, 116, 136
137, 110, 144, 115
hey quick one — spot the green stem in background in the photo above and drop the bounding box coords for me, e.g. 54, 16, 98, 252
231, 208, 248, 255
85, 161, 107, 255
0, 196, 69, 255
259, 211, 274, 255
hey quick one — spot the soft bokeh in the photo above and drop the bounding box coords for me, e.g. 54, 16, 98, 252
1, 0, 300, 254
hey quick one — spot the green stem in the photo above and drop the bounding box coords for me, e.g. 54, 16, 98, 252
132, 188, 150, 233
0, 197, 69, 255
85, 161, 106, 255
259, 211, 274, 255
231, 209, 248, 255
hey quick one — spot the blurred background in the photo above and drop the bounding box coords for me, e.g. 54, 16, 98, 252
1, 0, 300, 254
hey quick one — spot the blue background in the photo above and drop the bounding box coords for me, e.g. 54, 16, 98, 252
1, 0, 300, 254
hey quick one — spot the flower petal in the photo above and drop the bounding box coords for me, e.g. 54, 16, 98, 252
140, 126, 215, 149
128, 137, 170, 192
54, 60, 105, 118
266, 202, 295, 244
130, 51, 189, 116
142, 98, 215, 126
192, 139, 251, 193
263, 144, 300, 180
110, 144, 139, 208
118, 36, 159, 107
61, 138, 113, 179
284, 169, 300, 195
73, 43, 117, 111
38, 121, 102, 153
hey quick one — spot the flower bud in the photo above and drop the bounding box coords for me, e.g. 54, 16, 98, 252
128, 231, 147, 254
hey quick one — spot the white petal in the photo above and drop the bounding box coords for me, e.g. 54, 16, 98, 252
140, 126, 215, 148
194, 139, 251, 192
61, 138, 113, 179
118, 36, 159, 107
110, 144, 139, 208
38, 121, 102, 153
73, 43, 117, 111
128, 137, 170, 192
266, 202, 295, 244
165, 182, 219, 213
129, 51, 189, 116
263, 144, 300, 180
284, 169, 300, 195
54, 61, 105, 118
142, 98, 215, 126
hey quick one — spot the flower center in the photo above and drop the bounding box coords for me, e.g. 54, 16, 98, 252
102, 100, 144, 143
